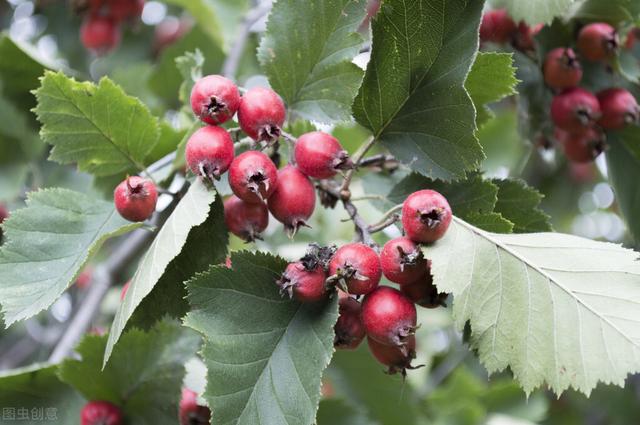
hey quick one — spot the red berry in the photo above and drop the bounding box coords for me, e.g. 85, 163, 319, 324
402, 190, 452, 243
361, 286, 417, 348
400, 270, 448, 309
277, 261, 327, 302
228, 150, 278, 203
223, 195, 268, 242
513, 22, 543, 51
328, 243, 381, 295
113, 176, 157, 222
597, 88, 639, 130
75, 267, 93, 289
367, 335, 419, 376
334, 294, 366, 350
237, 87, 286, 143
107, 0, 144, 21
554, 127, 605, 163
577, 23, 618, 62
190, 75, 241, 125
543, 48, 582, 90
80, 15, 121, 54
185, 126, 235, 180
267, 165, 316, 236
550, 88, 601, 133
179, 388, 211, 425
380, 237, 427, 285
294, 131, 352, 179
80, 400, 123, 425
479, 9, 517, 44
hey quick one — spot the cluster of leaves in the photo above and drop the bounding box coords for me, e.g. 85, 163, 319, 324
1, 0, 640, 424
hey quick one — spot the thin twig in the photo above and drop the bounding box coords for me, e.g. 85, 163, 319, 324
222, 2, 272, 79
339, 136, 376, 197
368, 213, 400, 234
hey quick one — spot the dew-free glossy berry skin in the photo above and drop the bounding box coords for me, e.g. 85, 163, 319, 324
114, 176, 157, 222
380, 237, 427, 285
328, 243, 381, 295
367, 335, 418, 376
277, 261, 327, 302
294, 131, 352, 179
597, 88, 640, 130
185, 126, 235, 180
224, 195, 268, 242
577, 23, 619, 61
238, 87, 286, 142
229, 150, 278, 203
80, 15, 121, 54
334, 294, 366, 350
479, 9, 517, 44
190, 75, 241, 125
179, 388, 211, 425
550, 88, 601, 133
267, 166, 316, 235
362, 286, 417, 347
80, 400, 123, 425
543, 48, 582, 90
554, 127, 605, 163
402, 190, 452, 244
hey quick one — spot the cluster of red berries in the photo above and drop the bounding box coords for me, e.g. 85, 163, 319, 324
276, 190, 453, 375
479, 9, 543, 52
80, 387, 210, 425
79, 0, 144, 54
544, 23, 639, 163
181, 74, 353, 238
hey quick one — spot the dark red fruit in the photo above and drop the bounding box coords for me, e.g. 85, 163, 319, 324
179, 388, 211, 425
228, 150, 278, 203
185, 126, 235, 180
479, 9, 517, 44
362, 286, 417, 348
555, 127, 606, 163
80, 400, 123, 425
543, 48, 582, 90
237, 87, 286, 143
294, 131, 352, 179
80, 15, 121, 54
334, 293, 366, 350
190, 75, 241, 125
400, 271, 448, 309
224, 195, 268, 242
107, 0, 144, 21
577, 22, 618, 61
367, 335, 420, 376
328, 243, 381, 295
550, 88, 601, 133
267, 165, 316, 236
597, 88, 640, 130
402, 190, 452, 243
114, 176, 157, 222
277, 261, 327, 302
380, 237, 427, 285
513, 22, 543, 51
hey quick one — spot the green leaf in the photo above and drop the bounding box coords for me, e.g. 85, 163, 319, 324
258, 0, 366, 123
162, 0, 225, 48
33, 71, 160, 178
128, 194, 228, 329
317, 399, 370, 425
0, 189, 141, 326
353, 0, 484, 180
149, 27, 225, 103
425, 217, 640, 396
388, 173, 514, 232
60, 320, 200, 425
606, 128, 640, 245
490, 0, 575, 24
465, 52, 519, 126
0, 363, 84, 424
184, 251, 338, 425
0, 92, 42, 164
492, 179, 552, 233
103, 179, 218, 366
176, 49, 205, 105
569, 0, 640, 25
